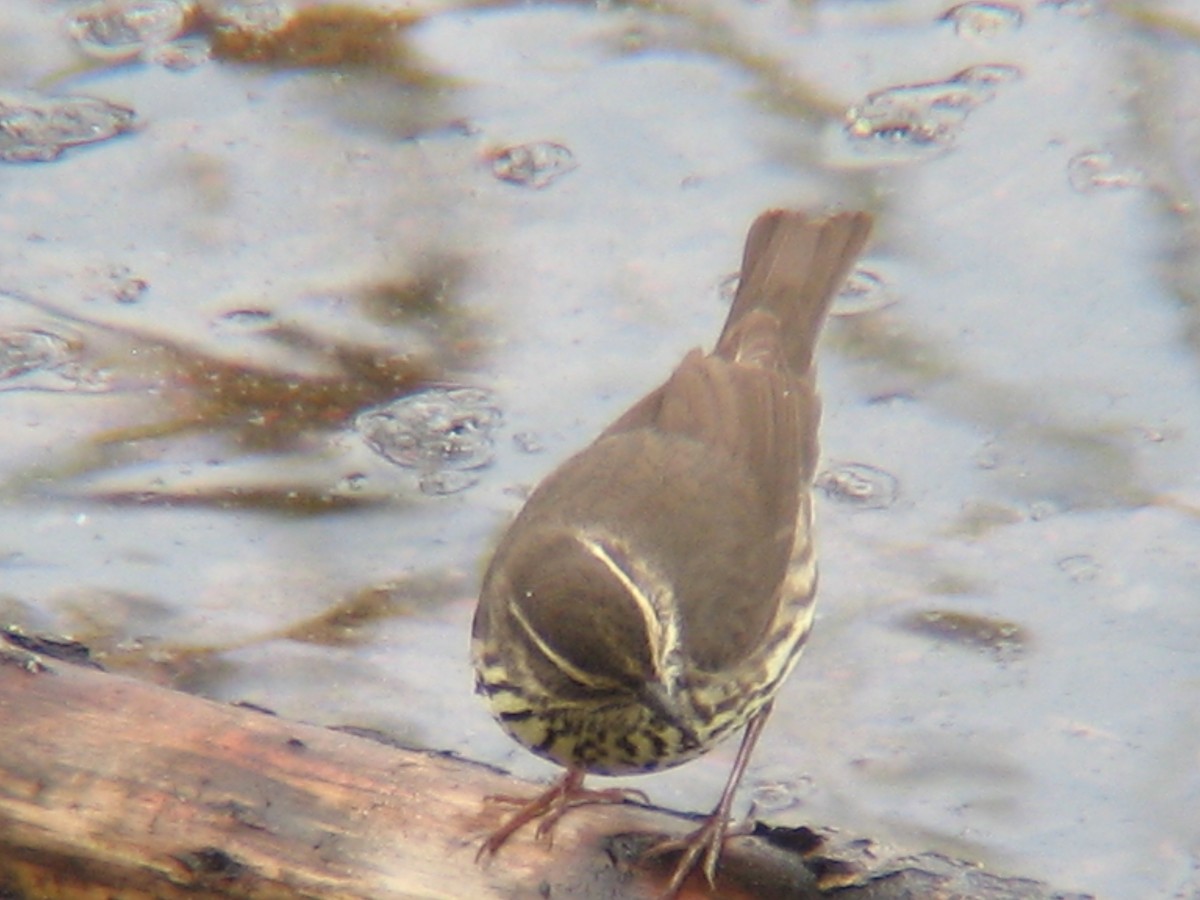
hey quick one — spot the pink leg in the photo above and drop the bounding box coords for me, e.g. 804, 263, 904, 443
478, 767, 649, 859
647, 702, 774, 898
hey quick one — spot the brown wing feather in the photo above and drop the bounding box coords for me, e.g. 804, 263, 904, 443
480, 211, 871, 676
585, 211, 871, 669
493, 428, 800, 672
569, 350, 808, 670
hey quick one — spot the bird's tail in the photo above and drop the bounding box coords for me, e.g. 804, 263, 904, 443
715, 210, 873, 375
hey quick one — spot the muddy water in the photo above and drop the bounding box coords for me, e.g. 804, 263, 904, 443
2, 2, 1198, 897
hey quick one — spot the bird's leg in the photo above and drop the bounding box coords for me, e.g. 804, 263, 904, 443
644, 702, 774, 898
478, 767, 649, 859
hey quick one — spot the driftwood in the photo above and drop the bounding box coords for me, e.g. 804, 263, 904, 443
0, 630, 1091, 900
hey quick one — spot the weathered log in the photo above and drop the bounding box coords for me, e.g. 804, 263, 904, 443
0, 631, 1091, 899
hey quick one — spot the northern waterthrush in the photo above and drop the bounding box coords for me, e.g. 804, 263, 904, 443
472, 209, 873, 893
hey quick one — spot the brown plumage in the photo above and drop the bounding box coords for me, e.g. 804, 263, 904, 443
472, 209, 873, 894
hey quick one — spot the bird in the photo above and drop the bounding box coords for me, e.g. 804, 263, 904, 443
471, 208, 873, 895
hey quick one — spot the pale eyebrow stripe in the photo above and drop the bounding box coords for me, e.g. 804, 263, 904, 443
576, 534, 666, 673
507, 596, 603, 689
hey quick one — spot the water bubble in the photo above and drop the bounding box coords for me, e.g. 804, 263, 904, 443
63, 365, 114, 393
144, 35, 211, 70
816, 462, 900, 510
211, 308, 277, 336
750, 776, 814, 813
357, 386, 502, 474
941, 2, 1024, 37
717, 271, 740, 305
204, 0, 289, 31
846, 83, 981, 151
0, 329, 76, 383
1039, 0, 1096, 16
512, 431, 544, 454
844, 65, 1019, 158
1067, 150, 1146, 193
1057, 554, 1100, 583
487, 142, 578, 189
62, 0, 196, 62
503, 482, 534, 501
104, 265, 149, 304
338, 472, 367, 493
1028, 500, 1059, 521
418, 470, 479, 496
1133, 426, 1167, 444
952, 63, 1023, 88
0, 326, 109, 393
831, 268, 896, 317
0, 91, 136, 163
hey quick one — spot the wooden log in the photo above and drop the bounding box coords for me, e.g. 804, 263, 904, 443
0, 631, 1091, 899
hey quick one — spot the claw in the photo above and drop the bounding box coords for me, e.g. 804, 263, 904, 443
478, 768, 646, 859
644, 813, 758, 897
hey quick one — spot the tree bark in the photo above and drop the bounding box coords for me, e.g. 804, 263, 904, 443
0, 630, 1091, 900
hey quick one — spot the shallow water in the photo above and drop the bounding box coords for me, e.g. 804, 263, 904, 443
2, 1, 1199, 897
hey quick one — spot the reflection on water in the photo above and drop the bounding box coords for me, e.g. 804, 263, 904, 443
1, 1, 1199, 898
0, 286, 474, 523
897, 608, 1028, 660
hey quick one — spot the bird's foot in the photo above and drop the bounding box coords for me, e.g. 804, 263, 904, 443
643, 813, 754, 899
477, 768, 649, 859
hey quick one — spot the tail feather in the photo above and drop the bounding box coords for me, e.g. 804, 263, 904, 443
716, 210, 873, 375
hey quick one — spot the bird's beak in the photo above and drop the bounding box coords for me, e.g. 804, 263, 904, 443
637, 680, 701, 747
